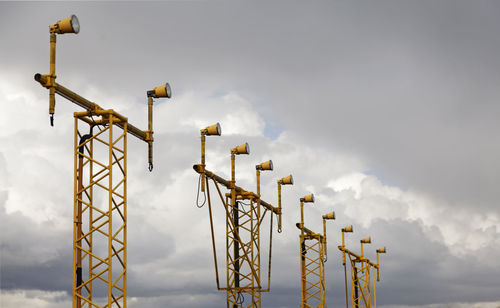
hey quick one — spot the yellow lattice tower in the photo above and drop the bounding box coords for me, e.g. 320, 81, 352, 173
338, 229, 387, 308
193, 124, 293, 308
350, 237, 372, 308
296, 194, 335, 308
34, 15, 171, 308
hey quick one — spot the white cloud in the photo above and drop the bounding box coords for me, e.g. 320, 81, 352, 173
325, 171, 500, 255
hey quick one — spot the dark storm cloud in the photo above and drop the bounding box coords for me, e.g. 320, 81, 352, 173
0, 200, 71, 292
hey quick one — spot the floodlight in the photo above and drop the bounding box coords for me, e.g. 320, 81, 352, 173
147, 83, 172, 98
256, 160, 273, 171
278, 175, 293, 185
361, 237, 371, 244
342, 225, 353, 233
231, 143, 250, 155
322, 211, 335, 220
300, 194, 314, 203
202, 123, 221, 136
377, 247, 387, 254
50, 15, 80, 34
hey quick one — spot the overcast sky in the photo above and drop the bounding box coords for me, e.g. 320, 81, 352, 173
1, 1, 500, 307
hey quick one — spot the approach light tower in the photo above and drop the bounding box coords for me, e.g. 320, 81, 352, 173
193, 123, 293, 308
338, 228, 387, 308
34, 15, 172, 308
296, 194, 335, 308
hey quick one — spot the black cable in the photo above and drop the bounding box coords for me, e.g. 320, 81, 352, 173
90, 115, 105, 131
238, 200, 251, 206
196, 174, 207, 208
236, 292, 244, 305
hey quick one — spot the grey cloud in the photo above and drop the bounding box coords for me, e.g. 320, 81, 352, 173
2, 1, 500, 307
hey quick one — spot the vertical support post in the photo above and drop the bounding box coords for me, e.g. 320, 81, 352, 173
300, 201, 304, 227
320, 237, 326, 306
300, 235, 307, 308
277, 183, 282, 232
256, 169, 260, 196
147, 96, 153, 171
255, 170, 262, 307
299, 201, 306, 308
72, 117, 78, 308
49, 33, 56, 126
230, 153, 239, 307
377, 253, 380, 282
200, 134, 206, 192
373, 264, 377, 308
323, 219, 327, 259
225, 194, 230, 308
123, 121, 128, 308
76, 136, 84, 308
88, 129, 94, 306
342, 232, 349, 308
353, 266, 359, 308
107, 115, 113, 308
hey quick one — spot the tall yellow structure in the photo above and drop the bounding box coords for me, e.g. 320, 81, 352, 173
296, 194, 335, 308
34, 15, 171, 308
338, 227, 386, 308
194, 123, 293, 308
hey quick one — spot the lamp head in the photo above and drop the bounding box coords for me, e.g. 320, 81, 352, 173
342, 225, 353, 233
278, 175, 293, 185
50, 15, 80, 34
377, 247, 387, 254
322, 211, 335, 220
231, 143, 250, 155
361, 237, 371, 244
256, 160, 273, 171
300, 194, 314, 203
147, 83, 172, 98
201, 123, 221, 136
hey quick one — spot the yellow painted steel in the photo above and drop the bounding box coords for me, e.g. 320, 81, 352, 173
194, 127, 292, 308
50, 15, 80, 34
35, 15, 171, 308
296, 196, 335, 308
73, 110, 128, 308
338, 230, 386, 308
277, 175, 293, 233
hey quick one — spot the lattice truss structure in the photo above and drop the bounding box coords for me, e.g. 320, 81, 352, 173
194, 126, 290, 308
202, 176, 276, 308
349, 256, 372, 308
225, 194, 263, 308
73, 110, 128, 308
300, 233, 326, 308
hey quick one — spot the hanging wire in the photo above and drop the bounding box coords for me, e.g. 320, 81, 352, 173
236, 292, 244, 305
90, 115, 104, 131
238, 200, 251, 206
237, 200, 258, 221
196, 173, 207, 208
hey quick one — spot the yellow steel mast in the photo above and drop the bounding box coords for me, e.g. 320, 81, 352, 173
296, 194, 335, 308
35, 15, 172, 308
194, 123, 293, 308
338, 229, 386, 308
